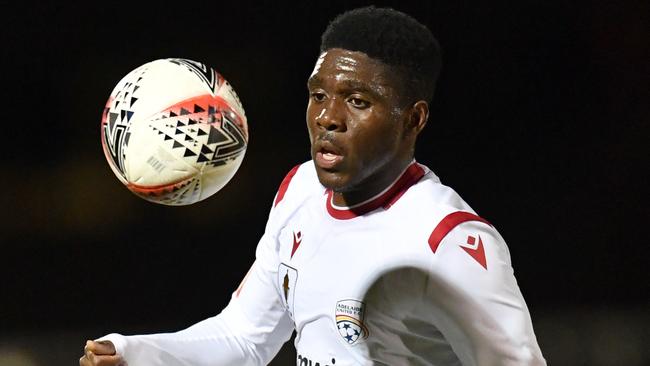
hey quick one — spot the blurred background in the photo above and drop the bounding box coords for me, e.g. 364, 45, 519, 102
1, 1, 648, 365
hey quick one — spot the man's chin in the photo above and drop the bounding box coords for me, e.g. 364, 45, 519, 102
315, 168, 350, 192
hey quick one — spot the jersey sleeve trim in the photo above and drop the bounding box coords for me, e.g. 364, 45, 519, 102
274, 164, 301, 207
428, 211, 492, 253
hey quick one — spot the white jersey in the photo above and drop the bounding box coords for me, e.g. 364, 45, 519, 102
101, 161, 546, 365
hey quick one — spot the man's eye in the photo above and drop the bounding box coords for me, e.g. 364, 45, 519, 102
349, 97, 369, 108
311, 92, 326, 102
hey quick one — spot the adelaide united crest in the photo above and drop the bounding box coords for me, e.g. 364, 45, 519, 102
335, 299, 369, 345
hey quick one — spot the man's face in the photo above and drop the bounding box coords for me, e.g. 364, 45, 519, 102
306, 48, 413, 198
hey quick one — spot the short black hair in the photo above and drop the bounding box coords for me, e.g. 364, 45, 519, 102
320, 6, 442, 104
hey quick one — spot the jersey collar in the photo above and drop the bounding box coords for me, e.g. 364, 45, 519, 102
325, 161, 425, 220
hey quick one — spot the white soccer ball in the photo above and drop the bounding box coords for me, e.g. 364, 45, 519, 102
100, 58, 248, 205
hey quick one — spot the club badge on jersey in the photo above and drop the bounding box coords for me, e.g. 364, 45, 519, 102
335, 299, 369, 345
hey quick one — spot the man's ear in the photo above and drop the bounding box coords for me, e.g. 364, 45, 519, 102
406, 100, 429, 136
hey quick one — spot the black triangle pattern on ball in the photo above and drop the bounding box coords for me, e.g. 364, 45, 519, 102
201, 145, 213, 154
150, 124, 192, 157
207, 115, 246, 167
109, 112, 118, 128
168, 58, 220, 95
145, 96, 246, 169
207, 126, 229, 144
148, 177, 199, 205
102, 65, 150, 178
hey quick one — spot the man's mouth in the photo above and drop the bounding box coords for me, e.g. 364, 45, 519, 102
314, 142, 344, 170
321, 152, 339, 162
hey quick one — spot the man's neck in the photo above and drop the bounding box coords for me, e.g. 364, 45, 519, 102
331, 159, 415, 207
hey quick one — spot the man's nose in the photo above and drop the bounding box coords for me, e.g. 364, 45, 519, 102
315, 99, 346, 132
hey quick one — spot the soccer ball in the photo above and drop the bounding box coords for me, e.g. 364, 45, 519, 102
100, 58, 248, 205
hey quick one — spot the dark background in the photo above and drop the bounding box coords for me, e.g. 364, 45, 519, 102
1, 1, 648, 365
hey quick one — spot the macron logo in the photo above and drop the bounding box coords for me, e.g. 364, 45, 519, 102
460, 235, 488, 270
291, 231, 302, 258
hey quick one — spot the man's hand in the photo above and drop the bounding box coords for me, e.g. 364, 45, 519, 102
79, 340, 125, 366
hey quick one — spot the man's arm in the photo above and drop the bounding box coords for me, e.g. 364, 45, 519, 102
82, 229, 293, 366
80, 164, 309, 366
423, 215, 546, 366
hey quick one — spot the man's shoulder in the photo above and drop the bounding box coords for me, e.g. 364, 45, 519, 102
398, 164, 474, 218
389, 164, 499, 249
397, 165, 508, 269
272, 160, 322, 208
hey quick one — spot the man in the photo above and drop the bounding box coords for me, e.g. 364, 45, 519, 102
81, 7, 546, 366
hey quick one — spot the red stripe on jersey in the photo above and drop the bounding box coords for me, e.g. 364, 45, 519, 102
274, 165, 301, 207
326, 163, 425, 220
428, 211, 492, 253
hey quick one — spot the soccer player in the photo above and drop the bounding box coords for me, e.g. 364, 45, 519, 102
81, 7, 546, 366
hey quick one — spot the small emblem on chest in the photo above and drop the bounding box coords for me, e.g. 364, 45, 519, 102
278, 263, 298, 317
335, 299, 369, 345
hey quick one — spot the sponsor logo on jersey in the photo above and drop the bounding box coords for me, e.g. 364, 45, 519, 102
278, 263, 298, 317
297, 354, 337, 366
460, 235, 488, 269
335, 299, 368, 345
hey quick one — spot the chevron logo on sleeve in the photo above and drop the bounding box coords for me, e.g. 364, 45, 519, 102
460, 235, 488, 269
